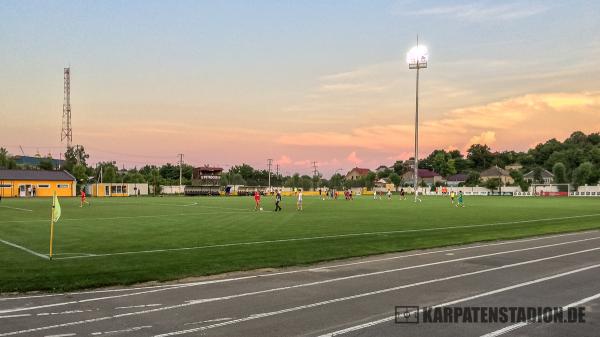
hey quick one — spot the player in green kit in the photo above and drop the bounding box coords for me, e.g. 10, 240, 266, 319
456, 191, 465, 208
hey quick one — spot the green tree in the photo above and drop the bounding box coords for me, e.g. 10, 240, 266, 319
72, 164, 88, 193
464, 171, 481, 187
63, 145, 89, 172
365, 171, 376, 189
466, 144, 494, 171
39, 158, 54, 170
0, 148, 17, 169
484, 178, 501, 191
533, 167, 544, 184
388, 172, 401, 190
572, 162, 594, 187
552, 162, 567, 184
230, 173, 246, 185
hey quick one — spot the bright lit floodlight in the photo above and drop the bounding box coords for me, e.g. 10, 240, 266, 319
407, 45, 428, 69
407, 38, 428, 202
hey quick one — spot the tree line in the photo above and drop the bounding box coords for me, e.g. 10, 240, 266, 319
1, 131, 599, 191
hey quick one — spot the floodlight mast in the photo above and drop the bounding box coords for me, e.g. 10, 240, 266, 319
407, 37, 428, 202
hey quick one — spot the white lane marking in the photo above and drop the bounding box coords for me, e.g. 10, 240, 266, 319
184, 236, 600, 305
90, 325, 152, 335
1, 231, 593, 302
51, 214, 600, 260
0, 206, 33, 212
114, 304, 161, 310
37, 309, 96, 316
3, 246, 599, 337
183, 317, 232, 325
44, 334, 76, 337
319, 265, 600, 337
2, 234, 598, 315
0, 237, 600, 313
0, 314, 31, 319
0, 238, 49, 260
154, 250, 600, 336
480, 292, 600, 337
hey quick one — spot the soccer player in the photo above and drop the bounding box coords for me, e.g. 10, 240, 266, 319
399, 188, 406, 200
456, 191, 465, 208
275, 189, 282, 212
450, 190, 455, 205
80, 189, 90, 207
387, 189, 392, 200
297, 189, 303, 211
254, 189, 261, 211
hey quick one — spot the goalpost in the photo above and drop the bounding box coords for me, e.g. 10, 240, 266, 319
531, 183, 571, 197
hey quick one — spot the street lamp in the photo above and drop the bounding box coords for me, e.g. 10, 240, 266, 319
407, 38, 428, 202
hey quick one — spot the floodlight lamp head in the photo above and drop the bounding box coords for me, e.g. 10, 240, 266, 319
407, 45, 429, 68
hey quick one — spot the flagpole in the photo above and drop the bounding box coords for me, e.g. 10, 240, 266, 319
49, 192, 56, 260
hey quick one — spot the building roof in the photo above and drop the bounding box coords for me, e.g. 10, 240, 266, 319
14, 155, 64, 167
402, 168, 441, 178
375, 165, 388, 171
195, 166, 223, 172
0, 169, 75, 181
418, 169, 440, 178
346, 167, 371, 176
447, 173, 468, 182
480, 166, 510, 177
523, 169, 554, 178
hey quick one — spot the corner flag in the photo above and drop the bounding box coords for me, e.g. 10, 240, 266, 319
52, 194, 61, 222
49, 192, 61, 259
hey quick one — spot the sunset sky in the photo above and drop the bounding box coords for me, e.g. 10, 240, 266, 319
2, 0, 600, 175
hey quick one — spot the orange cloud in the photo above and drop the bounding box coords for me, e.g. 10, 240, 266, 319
276, 91, 600, 154
346, 151, 362, 164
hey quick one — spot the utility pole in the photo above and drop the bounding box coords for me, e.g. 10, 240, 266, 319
312, 161, 318, 191
178, 153, 184, 186
267, 159, 273, 190
276, 164, 280, 179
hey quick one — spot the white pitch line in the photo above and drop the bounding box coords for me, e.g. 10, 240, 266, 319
2, 245, 599, 337
479, 292, 600, 337
0, 205, 33, 212
154, 249, 600, 336
319, 264, 600, 337
0, 314, 31, 319
0, 238, 49, 260
0, 210, 253, 225
51, 213, 600, 260
44, 334, 76, 337
0, 231, 594, 305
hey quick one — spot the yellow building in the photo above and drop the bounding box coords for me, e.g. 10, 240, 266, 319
0, 169, 76, 198
90, 183, 149, 197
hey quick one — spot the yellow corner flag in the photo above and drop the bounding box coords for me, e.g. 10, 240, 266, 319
52, 194, 61, 222
49, 192, 61, 259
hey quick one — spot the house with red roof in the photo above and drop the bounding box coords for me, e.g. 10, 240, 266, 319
402, 168, 443, 186
345, 167, 371, 181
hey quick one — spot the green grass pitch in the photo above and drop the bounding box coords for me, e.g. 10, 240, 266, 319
0, 195, 599, 292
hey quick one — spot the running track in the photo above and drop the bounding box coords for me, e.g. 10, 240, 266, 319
1, 230, 599, 337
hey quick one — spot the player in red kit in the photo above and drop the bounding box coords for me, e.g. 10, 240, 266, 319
80, 189, 90, 208
254, 189, 262, 211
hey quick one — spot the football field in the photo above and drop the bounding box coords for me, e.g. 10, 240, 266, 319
0, 195, 599, 292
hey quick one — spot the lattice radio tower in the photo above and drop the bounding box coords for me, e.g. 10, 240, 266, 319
61, 67, 73, 148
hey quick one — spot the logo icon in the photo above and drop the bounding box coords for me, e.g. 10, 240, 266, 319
395, 306, 419, 324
